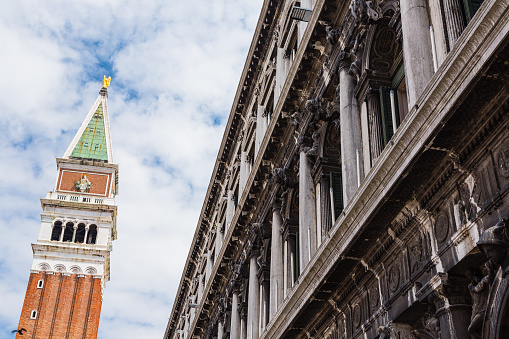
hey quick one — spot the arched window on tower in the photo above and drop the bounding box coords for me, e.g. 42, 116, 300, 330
62, 222, 74, 242
51, 221, 62, 241
75, 223, 86, 243
87, 225, 97, 244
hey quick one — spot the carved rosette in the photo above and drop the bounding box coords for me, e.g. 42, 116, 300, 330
352, 302, 362, 329
434, 212, 450, 243
369, 283, 380, 313
388, 264, 400, 294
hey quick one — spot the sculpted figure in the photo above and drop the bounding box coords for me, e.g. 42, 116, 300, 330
477, 220, 509, 276
326, 26, 341, 45
378, 325, 391, 339
306, 127, 321, 157
350, 0, 381, 24
306, 99, 329, 122
466, 262, 495, 338
413, 306, 441, 339
349, 32, 365, 80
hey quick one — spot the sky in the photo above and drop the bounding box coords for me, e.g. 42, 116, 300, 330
0, 0, 262, 337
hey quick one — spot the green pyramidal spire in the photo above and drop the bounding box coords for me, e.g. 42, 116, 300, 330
64, 77, 114, 163
70, 103, 108, 161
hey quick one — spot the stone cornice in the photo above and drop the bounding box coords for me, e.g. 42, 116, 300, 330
260, 0, 509, 337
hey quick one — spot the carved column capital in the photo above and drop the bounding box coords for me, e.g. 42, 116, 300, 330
337, 50, 351, 72
271, 198, 282, 212
297, 135, 313, 153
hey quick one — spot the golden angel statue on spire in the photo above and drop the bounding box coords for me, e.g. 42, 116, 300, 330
102, 75, 111, 88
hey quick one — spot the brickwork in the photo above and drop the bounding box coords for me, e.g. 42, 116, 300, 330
52, 274, 77, 338
85, 278, 103, 339
16, 272, 102, 339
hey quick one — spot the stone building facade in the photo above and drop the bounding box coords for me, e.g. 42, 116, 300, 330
165, 0, 509, 338
16, 81, 118, 338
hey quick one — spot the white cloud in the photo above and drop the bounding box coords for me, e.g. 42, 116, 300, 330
0, 0, 261, 337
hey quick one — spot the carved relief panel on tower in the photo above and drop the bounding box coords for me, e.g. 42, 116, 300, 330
57, 168, 113, 196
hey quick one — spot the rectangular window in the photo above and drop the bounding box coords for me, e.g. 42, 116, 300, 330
463, 0, 485, 22
379, 63, 408, 146
330, 172, 344, 220
295, 232, 300, 279
379, 86, 399, 146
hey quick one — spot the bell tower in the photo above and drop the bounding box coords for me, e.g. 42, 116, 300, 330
16, 77, 118, 339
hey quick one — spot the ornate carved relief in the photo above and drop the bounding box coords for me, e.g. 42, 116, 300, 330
326, 25, 342, 45
337, 315, 347, 339
434, 212, 449, 243
323, 122, 341, 159
350, 0, 382, 24
290, 189, 299, 220
497, 143, 509, 178
306, 124, 322, 158
368, 282, 380, 313
388, 263, 401, 294
413, 306, 441, 339
408, 232, 427, 275
305, 98, 331, 122
352, 302, 362, 329
370, 25, 398, 71
269, 168, 297, 188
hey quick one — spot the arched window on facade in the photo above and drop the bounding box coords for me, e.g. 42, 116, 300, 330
51, 221, 62, 241
87, 225, 97, 244
62, 222, 74, 242
75, 223, 86, 243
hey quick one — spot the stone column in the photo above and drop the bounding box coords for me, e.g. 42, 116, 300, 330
287, 235, 297, 289
71, 225, 78, 243
183, 314, 189, 339
230, 289, 241, 339
198, 274, 204, 302
275, 47, 288, 105
226, 190, 234, 230
339, 61, 364, 205
215, 223, 223, 258
269, 202, 284, 318
218, 319, 224, 339
366, 88, 384, 163
400, 0, 435, 108
430, 281, 471, 339
319, 173, 332, 237
59, 225, 65, 242
240, 310, 247, 339
283, 237, 288, 299
247, 252, 260, 339
261, 279, 270, 331
240, 311, 247, 339
84, 226, 89, 244
299, 147, 317, 270
255, 105, 265, 156
205, 251, 212, 282
442, 0, 466, 48
240, 151, 248, 197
